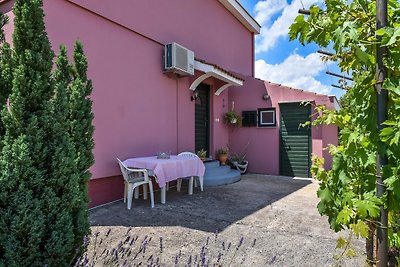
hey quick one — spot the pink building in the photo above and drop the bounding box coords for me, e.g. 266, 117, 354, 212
1, 0, 339, 207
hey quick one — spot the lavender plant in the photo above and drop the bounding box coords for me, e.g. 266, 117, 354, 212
74, 227, 259, 267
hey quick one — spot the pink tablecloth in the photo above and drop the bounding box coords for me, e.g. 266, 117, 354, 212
123, 155, 205, 187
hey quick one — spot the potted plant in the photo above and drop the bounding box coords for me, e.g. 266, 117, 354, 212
196, 149, 207, 161
223, 110, 242, 127
228, 141, 250, 174
229, 152, 249, 174
216, 146, 229, 165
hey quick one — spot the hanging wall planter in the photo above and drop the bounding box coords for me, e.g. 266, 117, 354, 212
223, 110, 242, 127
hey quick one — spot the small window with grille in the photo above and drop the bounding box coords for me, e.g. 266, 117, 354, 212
242, 111, 257, 127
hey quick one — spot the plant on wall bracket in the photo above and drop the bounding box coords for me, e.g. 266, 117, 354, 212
223, 101, 242, 127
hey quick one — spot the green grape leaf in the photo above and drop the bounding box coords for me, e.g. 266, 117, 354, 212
318, 187, 333, 202
336, 236, 347, 249
346, 248, 357, 257
353, 194, 381, 218
337, 206, 353, 224
350, 221, 370, 238
385, 26, 400, 46
339, 170, 351, 184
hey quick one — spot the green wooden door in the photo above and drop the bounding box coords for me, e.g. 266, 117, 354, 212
279, 102, 311, 177
195, 83, 210, 155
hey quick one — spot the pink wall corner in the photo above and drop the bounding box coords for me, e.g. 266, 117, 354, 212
228, 77, 280, 175
228, 76, 339, 176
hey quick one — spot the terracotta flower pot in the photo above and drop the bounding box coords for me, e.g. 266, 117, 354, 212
218, 154, 228, 165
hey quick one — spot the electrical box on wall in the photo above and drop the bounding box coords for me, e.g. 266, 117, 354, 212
163, 42, 194, 76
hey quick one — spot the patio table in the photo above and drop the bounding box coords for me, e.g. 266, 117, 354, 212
123, 155, 205, 204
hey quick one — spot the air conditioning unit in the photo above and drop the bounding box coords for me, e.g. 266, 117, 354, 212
164, 42, 194, 76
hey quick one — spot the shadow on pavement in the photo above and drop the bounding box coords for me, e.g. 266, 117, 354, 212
89, 174, 311, 233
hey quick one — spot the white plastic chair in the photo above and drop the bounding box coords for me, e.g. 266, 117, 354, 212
117, 158, 154, 209
177, 152, 204, 192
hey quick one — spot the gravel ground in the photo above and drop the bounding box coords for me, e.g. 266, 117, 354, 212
84, 174, 365, 267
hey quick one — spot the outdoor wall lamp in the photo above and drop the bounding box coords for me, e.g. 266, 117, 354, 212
191, 91, 199, 101
262, 93, 270, 100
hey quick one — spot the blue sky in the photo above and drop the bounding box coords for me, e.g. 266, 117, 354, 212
239, 0, 345, 98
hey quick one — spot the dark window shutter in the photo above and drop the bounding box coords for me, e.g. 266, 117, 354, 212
242, 111, 257, 127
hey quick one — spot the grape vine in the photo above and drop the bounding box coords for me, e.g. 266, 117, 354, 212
289, 0, 400, 264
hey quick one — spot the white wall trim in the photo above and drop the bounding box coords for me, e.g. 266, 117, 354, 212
218, 0, 261, 34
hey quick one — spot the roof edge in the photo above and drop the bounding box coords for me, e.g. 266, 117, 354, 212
218, 0, 261, 34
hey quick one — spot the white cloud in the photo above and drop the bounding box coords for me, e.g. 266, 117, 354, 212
254, 0, 323, 53
254, 0, 286, 26
255, 53, 332, 94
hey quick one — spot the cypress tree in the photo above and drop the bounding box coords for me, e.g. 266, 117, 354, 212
0, 0, 54, 265
69, 41, 94, 248
0, 1, 91, 266
42, 45, 78, 265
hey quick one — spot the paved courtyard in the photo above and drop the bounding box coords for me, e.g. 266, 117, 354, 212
87, 174, 365, 266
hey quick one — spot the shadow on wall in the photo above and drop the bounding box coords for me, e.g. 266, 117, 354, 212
89, 174, 311, 233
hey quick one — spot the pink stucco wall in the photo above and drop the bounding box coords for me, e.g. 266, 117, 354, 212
1, 0, 242, 180
65, 0, 254, 77
1, 0, 338, 207
229, 77, 338, 175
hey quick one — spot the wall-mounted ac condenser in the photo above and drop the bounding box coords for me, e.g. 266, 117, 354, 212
164, 42, 194, 76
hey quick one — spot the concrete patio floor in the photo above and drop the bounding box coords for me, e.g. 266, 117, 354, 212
87, 174, 365, 266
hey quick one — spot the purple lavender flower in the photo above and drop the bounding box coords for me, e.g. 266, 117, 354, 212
237, 237, 244, 250
159, 237, 163, 253
252, 238, 256, 247
217, 252, 222, 263
148, 255, 154, 267
83, 255, 88, 265
143, 240, 148, 254
126, 227, 132, 235
106, 228, 111, 237
187, 255, 192, 266
227, 242, 231, 250
175, 254, 179, 265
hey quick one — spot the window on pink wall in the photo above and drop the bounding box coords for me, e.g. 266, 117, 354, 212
258, 108, 276, 127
